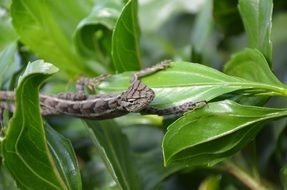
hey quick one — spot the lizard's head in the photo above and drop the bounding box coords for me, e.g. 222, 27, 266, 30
120, 80, 155, 112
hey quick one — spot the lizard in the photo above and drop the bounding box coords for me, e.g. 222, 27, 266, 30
0, 60, 207, 120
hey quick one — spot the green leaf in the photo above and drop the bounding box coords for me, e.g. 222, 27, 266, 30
45, 124, 82, 190
74, 1, 122, 70
224, 49, 284, 86
224, 48, 286, 105
1, 60, 70, 189
85, 120, 141, 190
238, 0, 273, 64
74, 0, 142, 72
96, 62, 287, 109
112, 0, 142, 72
162, 100, 287, 167
11, 0, 97, 76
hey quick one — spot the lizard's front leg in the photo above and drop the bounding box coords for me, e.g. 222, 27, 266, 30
132, 60, 171, 82
141, 100, 207, 115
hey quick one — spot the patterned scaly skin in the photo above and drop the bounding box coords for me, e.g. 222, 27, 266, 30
0, 61, 207, 120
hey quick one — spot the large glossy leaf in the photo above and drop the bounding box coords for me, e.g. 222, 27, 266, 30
224, 49, 283, 86
2, 60, 71, 189
112, 0, 142, 72
224, 48, 285, 105
162, 100, 287, 167
45, 124, 82, 190
85, 120, 141, 190
238, 0, 273, 64
96, 62, 287, 109
10, 0, 96, 76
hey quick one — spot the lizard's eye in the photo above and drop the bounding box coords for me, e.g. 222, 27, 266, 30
121, 98, 146, 112
128, 99, 136, 104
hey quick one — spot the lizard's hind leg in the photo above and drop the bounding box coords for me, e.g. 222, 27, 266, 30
120, 60, 172, 112
55, 74, 111, 101
76, 74, 111, 94
132, 60, 171, 82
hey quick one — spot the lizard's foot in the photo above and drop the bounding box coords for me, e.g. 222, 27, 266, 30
134, 60, 172, 79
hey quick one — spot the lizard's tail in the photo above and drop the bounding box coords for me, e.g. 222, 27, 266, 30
0, 91, 55, 116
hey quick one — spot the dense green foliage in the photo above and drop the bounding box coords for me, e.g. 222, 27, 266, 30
0, 0, 287, 189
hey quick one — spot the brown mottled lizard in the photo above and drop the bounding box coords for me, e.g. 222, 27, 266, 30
0, 61, 207, 120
